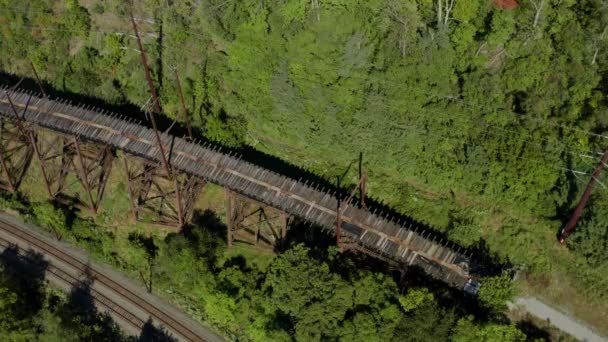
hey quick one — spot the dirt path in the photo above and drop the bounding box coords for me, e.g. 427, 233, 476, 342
511, 297, 606, 342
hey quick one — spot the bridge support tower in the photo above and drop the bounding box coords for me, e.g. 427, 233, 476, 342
33, 133, 114, 213
224, 189, 290, 250
0, 119, 34, 193
123, 154, 205, 227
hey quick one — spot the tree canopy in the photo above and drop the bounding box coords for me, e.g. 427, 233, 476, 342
0, 0, 607, 337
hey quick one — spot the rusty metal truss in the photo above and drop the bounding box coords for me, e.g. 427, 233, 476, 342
33, 133, 114, 212
123, 154, 205, 227
0, 86, 475, 288
33, 133, 70, 199
67, 138, 114, 213
225, 189, 290, 250
0, 119, 34, 192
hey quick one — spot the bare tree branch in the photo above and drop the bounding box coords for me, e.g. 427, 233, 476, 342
530, 0, 545, 28
311, 0, 320, 22
592, 25, 608, 65
444, 0, 455, 28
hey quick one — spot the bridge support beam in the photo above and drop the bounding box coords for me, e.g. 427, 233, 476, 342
31, 131, 114, 212
224, 189, 291, 250
123, 154, 205, 227
0, 119, 34, 193
32, 133, 71, 199
69, 137, 114, 213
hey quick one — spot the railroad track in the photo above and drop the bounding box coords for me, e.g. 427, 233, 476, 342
0, 216, 215, 342
0, 235, 146, 331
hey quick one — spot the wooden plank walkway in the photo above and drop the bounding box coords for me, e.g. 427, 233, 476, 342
0, 87, 472, 287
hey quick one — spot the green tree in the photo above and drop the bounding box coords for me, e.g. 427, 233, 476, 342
0, 271, 37, 341
398, 287, 434, 313
62, 0, 91, 39
393, 300, 457, 342
262, 244, 353, 340
569, 194, 608, 268
478, 273, 516, 311
451, 315, 526, 342
32, 202, 67, 239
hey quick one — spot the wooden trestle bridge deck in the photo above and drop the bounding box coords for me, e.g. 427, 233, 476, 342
0, 86, 473, 289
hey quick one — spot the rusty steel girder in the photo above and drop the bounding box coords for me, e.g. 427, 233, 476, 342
32, 132, 71, 199
224, 189, 290, 250
123, 154, 205, 227
31, 132, 114, 212
0, 119, 34, 192
66, 137, 114, 213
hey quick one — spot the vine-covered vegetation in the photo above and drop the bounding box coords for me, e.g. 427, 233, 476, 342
0, 0, 607, 335
0, 192, 529, 341
0, 228, 174, 341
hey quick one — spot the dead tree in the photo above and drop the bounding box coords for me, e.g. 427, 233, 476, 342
437, 0, 456, 30
311, 0, 321, 22
592, 25, 608, 65
530, 0, 545, 28
384, 1, 421, 56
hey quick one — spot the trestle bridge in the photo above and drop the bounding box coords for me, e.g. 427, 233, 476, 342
0, 86, 474, 289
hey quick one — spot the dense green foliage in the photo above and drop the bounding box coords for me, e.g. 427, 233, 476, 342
0, 0, 607, 334
1, 0, 607, 287
452, 316, 527, 342
478, 273, 517, 310
0, 256, 179, 341
0, 195, 528, 341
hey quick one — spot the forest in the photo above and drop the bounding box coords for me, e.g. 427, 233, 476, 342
0, 0, 607, 339
0, 229, 175, 341
0, 192, 532, 341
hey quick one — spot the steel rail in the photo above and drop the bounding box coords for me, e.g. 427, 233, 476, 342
0, 236, 146, 331
0, 217, 206, 341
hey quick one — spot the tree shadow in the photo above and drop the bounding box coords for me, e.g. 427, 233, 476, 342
467, 239, 511, 278
553, 157, 584, 240
222, 255, 248, 270
53, 195, 90, 229
164, 208, 226, 268
128, 232, 159, 259
189, 208, 227, 244
0, 245, 49, 319
50, 199, 80, 233
58, 266, 125, 341
135, 318, 178, 342
59, 265, 178, 341
281, 218, 335, 254
0, 191, 32, 215
515, 320, 551, 341
128, 232, 159, 293
216, 255, 253, 296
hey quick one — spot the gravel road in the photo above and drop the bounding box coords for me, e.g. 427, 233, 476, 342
510, 297, 606, 342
